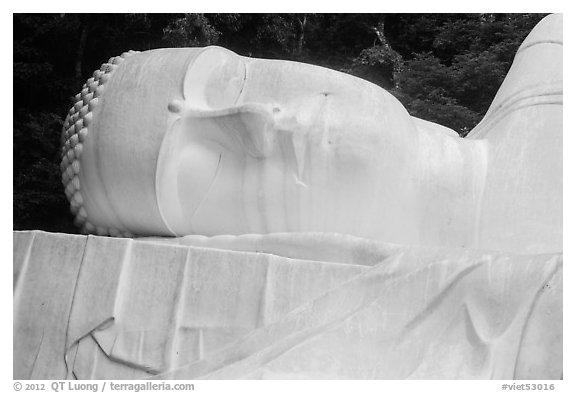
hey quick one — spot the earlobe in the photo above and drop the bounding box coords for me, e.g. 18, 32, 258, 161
155, 118, 222, 235
155, 102, 289, 235
155, 118, 185, 235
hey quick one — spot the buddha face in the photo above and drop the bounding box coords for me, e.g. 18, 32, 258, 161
156, 47, 422, 240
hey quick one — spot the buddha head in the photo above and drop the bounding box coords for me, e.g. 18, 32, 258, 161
60, 14, 563, 254
61, 46, 424, 241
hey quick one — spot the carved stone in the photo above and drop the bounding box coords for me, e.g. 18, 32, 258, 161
59, 14, 561, 254
14, 14, 562, 380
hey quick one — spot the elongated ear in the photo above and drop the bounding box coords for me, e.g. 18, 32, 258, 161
155, 104, 278, 235
155, 47, 291, 234
183, 46, 246, 110
155, 117, 224, 236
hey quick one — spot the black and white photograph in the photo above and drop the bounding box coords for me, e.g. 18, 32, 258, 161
10, 5, 568, 391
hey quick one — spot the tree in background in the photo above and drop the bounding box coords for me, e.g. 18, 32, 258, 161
383, 13, 547, 135
13, 13, 546, 232
162, 14, 220, 47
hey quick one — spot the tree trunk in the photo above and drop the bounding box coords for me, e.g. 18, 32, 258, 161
74, 18, 90, 83
296, 15, 307, 55
372, 20, 386, 46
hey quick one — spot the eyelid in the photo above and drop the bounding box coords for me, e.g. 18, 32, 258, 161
183, 46, 246, 110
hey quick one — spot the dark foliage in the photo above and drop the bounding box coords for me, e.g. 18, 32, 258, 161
13, 13, 547, 231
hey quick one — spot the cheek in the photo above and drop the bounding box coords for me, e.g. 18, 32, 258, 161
299, 100, 386, 162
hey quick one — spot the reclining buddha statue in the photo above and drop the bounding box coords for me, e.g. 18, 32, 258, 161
12, 14, 562, 381
59, 14, 561, 255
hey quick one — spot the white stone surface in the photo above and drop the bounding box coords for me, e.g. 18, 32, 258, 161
59, 15, 562, 254
13, 231, 562, 379
17, 14, 562, 381
466, 14, 562, 253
